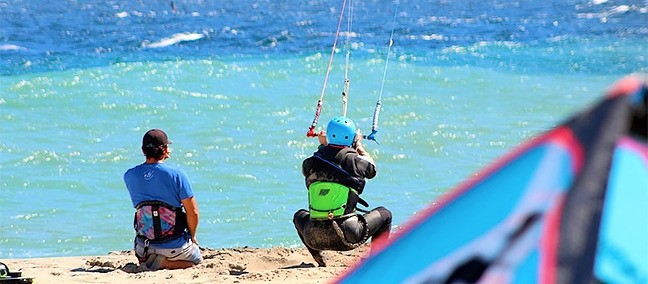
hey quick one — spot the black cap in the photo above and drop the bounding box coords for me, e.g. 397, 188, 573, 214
142, 129, 171, 148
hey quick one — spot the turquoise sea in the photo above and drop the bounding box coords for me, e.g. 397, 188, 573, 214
1, 0, 646, 258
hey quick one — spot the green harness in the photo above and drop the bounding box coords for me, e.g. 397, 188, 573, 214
308, 181, 359, 219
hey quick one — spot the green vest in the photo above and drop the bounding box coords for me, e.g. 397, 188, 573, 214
308, 181, 358, 219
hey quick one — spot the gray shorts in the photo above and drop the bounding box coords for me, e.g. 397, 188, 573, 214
134, 237, 202, 264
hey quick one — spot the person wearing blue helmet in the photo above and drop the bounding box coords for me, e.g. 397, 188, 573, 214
293, 116, 392, 267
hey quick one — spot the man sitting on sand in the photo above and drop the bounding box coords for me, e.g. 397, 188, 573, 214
124, 129, 202, 270
293, 116, 392, 266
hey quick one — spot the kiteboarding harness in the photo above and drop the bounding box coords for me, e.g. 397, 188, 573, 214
133, 200, 188, 262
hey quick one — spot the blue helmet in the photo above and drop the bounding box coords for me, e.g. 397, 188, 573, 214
326, 116, 357, 146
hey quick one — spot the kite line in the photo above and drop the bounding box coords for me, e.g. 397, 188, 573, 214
342, 0, 354, 117
306, 0, 348, 137
364, 2, 399, 143
306, 0, 399, 145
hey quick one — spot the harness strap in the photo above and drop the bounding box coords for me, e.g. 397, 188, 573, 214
313, 150, 353, 176
357, 196, 369, 208
312, 150, 365, 193
151, 204, 162, 241
310, 205, 344, 214
135, 238, 151, 263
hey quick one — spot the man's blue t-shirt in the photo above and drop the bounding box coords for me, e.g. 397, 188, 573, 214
124, 162, 194, 248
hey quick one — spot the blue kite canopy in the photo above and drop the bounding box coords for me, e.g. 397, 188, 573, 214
335, 76, 648, 284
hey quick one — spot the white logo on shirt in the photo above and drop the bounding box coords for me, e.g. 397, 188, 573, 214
143, 169, 155, 180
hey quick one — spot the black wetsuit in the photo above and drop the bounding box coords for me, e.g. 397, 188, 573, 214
293, 145, 392, 252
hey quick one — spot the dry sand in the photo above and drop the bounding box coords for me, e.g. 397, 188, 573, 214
1, 245, 369, 284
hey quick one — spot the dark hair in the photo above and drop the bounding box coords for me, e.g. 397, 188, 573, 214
142, 144, 167, 160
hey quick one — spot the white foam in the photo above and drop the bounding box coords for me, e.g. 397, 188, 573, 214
142, 32, 205, 48
0, 44, 26, 51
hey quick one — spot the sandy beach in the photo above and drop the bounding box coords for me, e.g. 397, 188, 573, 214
1, 245, 368, 284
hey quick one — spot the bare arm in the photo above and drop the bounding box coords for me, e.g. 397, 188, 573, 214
355, 142, 375, 165
354, 130, 375, 164
181, 196, 200, 246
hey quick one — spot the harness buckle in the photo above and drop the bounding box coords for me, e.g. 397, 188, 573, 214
136, 238, 151, 263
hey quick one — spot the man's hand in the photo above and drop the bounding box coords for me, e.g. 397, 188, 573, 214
317, 130, 328, 146
352, 129, 363, 149
356, 142, 366, 155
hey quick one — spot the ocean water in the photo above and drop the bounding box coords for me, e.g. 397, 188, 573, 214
0, 0, 646, 258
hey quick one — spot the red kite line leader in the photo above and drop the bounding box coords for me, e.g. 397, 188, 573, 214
306, 0, 348, 137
